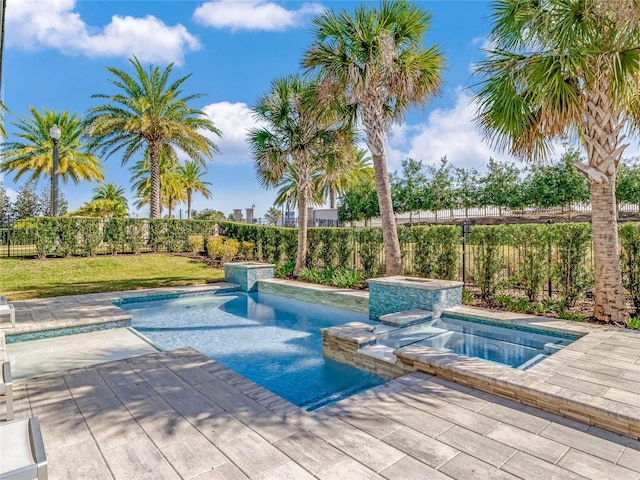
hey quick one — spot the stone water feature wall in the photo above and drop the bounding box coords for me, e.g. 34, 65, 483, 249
368, 276, 463, 319
223, 262, 275, 292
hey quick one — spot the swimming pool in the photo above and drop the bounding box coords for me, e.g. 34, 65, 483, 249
123, 292, 385, 410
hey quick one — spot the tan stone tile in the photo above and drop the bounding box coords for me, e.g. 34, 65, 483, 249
558, 448, 639, 480
216, 430, 288, 478
438, 452, 519, 480
273, 430, 345, 474
487, 424, 569, 464
501, 451, 588, 480
619, 448, 640, 473
381, 426, 458, 469
436, 425, 516, 467
315, 457, 384, 480
379, 456, 453, 480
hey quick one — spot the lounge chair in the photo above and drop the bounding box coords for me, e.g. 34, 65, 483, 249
0, 332, 12, 421
0, 417, 48, 479
0, 296, 15, 328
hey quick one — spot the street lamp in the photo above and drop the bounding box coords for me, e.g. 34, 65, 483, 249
49, 124, 61, 217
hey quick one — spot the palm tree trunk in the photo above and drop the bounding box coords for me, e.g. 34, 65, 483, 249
187, 189, 192, 220
149, 142, 161, 219
362, 100, 402, 276
329, 186, 336, 209
295, 192, 308, 276
591, 180, 628, 323
582, 85, 629, 324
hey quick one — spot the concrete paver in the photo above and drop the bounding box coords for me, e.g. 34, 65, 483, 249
3, 287, 640, 479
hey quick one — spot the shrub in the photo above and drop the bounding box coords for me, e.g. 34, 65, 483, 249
357, 228, 383, 277
221, 238, 239, 264
187, 235, 205, 255
331, 266, 361, 288
206, 235, 224, 259
239, 241, 255, 260
469, 226, 508, 299
34, 218, 57, 259
551, 223, 592, 306
620, 223, 640, 316
411, 225, 459, 280
275, 261, 295, 278
78, 218, 102, 256
508, 224, 550, 301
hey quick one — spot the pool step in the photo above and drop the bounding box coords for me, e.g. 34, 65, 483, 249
376, 322, 448, 349
379, 309, 433, 327
358, 344, 397, 364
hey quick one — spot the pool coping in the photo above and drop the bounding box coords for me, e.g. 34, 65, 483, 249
0, 283, 241, 337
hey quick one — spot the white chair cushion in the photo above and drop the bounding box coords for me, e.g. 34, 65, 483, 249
0, 419, 34, 474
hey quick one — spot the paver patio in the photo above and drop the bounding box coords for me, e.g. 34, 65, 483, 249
10, 348, 640, 479
2, 286, 640, 478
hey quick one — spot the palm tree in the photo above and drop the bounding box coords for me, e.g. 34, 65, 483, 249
249, 74, 352, 275
178, 160, 213, 220
92, 183, 128, 210
273, 165, 325, 209
1, 106, 105, 214
319, 148, 374, 208
304, 0, 445, 276
162, 166, 187, 218
474, 0, 640, 324
85, 56, 221, 219
73, 199, 128, 218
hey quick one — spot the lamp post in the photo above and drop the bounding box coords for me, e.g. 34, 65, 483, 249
49, 124, 61, 217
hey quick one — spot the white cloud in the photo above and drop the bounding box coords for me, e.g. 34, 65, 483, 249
202, 101, 265, 164
6, 0, 200, 64
471, 35, 495, 52
193, 1, 324, 31
385, 89, 522, 173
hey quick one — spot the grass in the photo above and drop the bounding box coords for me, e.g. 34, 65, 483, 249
0, 254, 225, 300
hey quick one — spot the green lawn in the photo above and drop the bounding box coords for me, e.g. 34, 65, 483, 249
0, 254, 225, 300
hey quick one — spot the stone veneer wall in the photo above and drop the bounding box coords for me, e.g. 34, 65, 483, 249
368, 276, 463, 320
395, 348, 640, 440
321, 324, 410, 379
257, 279, 369, 314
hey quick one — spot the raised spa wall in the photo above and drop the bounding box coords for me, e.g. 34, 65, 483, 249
368, 276, 463, 320
224, 262, 275, 293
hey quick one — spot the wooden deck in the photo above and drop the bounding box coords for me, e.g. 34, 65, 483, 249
12, 348, 640, 479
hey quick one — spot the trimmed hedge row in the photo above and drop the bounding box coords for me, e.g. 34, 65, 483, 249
3, 218, 640, 314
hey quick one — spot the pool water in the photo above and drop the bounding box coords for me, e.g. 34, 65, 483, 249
124, 292, 385, 410
376, 316, 577, 369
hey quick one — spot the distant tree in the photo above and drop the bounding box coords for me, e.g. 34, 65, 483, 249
85, 56, 221, 219
453, 166, 480, 218
178, 161, 213, 220
304, 0, 445, 276
12, 183, 40, 219
319, 148, 374, 208
0, 182, 11, 222
2, 107, 104, 214
38, 186, 67, 216
338, 176, 380, 225
192, 209, 227, 221
424, 156, 456, 218
525, 150, 590, 211
616, 158, 640, 207
477, 159, 524, 214
264, 206, 282, 226
391, 158, 428, 218
92, 183, 128, 209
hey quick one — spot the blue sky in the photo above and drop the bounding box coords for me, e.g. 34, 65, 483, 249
4, 1, 635, 218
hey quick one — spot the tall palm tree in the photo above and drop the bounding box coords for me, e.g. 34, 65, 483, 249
85, 56, 221, 219
1, 106, 105, 213
178, 160, 213, 220
249, 74, 352, 274
474, 0, 640, 324
304, 0, 445, 276
130, 148, 175, 217
273, 165, 325, 209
